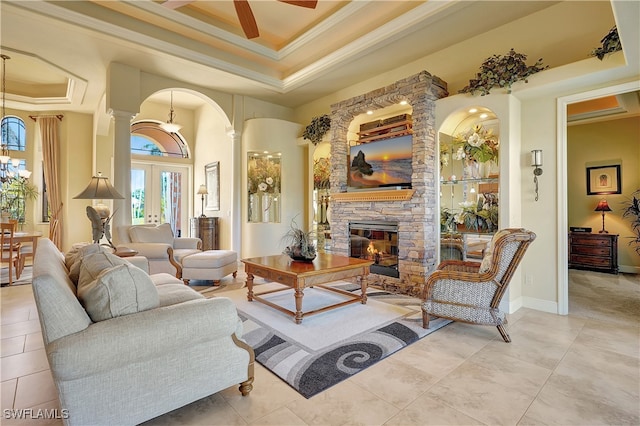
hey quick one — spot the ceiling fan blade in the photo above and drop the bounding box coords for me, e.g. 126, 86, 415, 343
161, 0, 194, 10
234, 0, 260, 39
278, 0, 318, 8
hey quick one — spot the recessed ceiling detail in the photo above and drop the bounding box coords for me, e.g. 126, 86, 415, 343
0, 47, 88, 111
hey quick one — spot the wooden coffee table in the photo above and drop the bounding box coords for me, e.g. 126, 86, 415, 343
241, 253, 373, 324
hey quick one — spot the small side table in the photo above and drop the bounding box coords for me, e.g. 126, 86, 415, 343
114, 247, 139, 258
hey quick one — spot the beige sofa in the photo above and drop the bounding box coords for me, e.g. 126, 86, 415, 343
114, 223, 201, 277
32, 238, 254, 426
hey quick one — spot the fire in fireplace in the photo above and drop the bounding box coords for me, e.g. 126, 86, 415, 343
349, 221, 399, 278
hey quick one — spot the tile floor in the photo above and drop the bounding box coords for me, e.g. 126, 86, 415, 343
1, 268, 638, 425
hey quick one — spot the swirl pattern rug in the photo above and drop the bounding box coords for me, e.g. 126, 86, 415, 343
219, 280, 451, 398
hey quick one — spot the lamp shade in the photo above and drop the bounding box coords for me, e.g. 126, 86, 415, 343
594, 199, 612, 212
197, 184, 208, 195
74, 174, 124, 200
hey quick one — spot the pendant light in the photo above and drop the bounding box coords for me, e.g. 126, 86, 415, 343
0, 54, 31, 184
160, 91, 182, 133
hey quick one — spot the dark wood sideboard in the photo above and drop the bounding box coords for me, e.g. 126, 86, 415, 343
568, 232, 618, 274
190, 217, 219, 251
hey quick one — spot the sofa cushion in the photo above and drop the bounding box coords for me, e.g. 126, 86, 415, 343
77, 252, 160, 322
129, 223, 174, 244
479, 230, 510, 274
156, 283, 204, 307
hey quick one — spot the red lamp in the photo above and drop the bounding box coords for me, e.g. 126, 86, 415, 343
594, 199, 612, 233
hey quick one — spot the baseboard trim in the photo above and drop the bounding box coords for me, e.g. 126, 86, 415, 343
619, 265, 640, 274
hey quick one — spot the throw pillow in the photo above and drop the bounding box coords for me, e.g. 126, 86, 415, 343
128, 223, 174, 244
66, 243, 110, 285
77, 252, 159, 322
478, 229, 510, 274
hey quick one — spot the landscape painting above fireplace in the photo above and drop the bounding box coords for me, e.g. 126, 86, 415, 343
348, 135, 413, 190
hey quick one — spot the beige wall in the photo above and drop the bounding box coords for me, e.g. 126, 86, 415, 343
241, 118, 304, 259
568, 116, 640, 272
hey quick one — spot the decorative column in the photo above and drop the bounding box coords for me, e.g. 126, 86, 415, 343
230, 129, 242, 253
110, 109, 135, 230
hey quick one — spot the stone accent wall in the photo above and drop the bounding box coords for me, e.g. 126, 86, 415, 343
329, 71, 448, 296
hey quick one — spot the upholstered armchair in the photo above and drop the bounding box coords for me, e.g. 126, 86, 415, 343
422, 228, 536, 342
114, 223, 202, 277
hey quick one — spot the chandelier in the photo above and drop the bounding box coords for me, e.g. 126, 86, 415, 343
159, 91, 182, 133
0, 54, 31, 184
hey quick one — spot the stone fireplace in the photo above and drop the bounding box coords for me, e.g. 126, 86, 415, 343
349, 220, 399, 278
328, 71, 448, 296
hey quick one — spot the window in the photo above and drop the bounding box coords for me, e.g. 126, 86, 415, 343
1, 116, 26, 151
130, 121, 188, 158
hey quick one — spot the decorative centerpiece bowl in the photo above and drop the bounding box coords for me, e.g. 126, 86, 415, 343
282, 217, 317, 262
284, 245, 316, 262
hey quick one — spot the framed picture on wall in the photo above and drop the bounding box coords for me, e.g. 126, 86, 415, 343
586, 164, 621, 195
205, 162, 220, 211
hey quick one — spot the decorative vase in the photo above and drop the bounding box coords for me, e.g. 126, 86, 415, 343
249, 193, 261, 222
262, 192, 273, 222
465, 160, 480, 179
479, 161, 492, 179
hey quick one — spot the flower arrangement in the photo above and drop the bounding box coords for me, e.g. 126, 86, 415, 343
590, 26, 621, 60
247, 157, 281, 194
454, 195, 499, 233
313, 157, 330, 189
303, 114, 331, 145
452, 123, 499, 163
459, 48, 548, 95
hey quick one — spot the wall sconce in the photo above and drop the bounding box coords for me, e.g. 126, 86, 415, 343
197, 184, 208, 217
531, 150, 543, 201
594, 199, 612, 233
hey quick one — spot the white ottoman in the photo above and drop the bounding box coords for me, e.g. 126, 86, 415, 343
181, 250, 238, 285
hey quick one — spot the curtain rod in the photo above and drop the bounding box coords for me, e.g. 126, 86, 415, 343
29, 114, 64, 121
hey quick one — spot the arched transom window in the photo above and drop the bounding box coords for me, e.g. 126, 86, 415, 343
130, 121, 188, 158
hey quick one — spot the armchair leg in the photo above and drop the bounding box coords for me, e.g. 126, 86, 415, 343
497, 324, 511, 343
422, 309, 430, 329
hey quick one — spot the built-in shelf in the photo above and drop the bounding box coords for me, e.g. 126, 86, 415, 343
332, 189, 415, 202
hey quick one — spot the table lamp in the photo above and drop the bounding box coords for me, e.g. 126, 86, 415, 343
74, 172, 124, 247
594, 199, 612, 234
197, 184, 208, 217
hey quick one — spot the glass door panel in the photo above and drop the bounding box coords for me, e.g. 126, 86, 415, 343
131, 162, 189, 236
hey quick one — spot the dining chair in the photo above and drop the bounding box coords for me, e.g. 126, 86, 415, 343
1, 221, 22, 285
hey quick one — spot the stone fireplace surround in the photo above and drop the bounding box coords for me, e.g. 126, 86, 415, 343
328, 71, 448, 296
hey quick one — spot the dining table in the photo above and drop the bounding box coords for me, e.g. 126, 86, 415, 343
13, 230, 44, 255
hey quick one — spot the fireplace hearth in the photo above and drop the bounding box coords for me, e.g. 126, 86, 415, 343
349, 221, 399, 278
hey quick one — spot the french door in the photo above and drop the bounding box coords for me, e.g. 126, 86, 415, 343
131, 162, 190, 237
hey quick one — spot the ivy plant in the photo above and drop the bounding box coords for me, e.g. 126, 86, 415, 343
302, 114, 331, 145
459, 48, 548, 96
590, 26, 621, 60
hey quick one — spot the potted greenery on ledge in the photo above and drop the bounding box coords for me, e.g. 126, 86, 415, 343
459, 48, 548, 96
590, 26, 621, 60
303, 114, 331, 145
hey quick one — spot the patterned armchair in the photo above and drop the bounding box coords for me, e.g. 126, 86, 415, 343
422, 228, 536, 342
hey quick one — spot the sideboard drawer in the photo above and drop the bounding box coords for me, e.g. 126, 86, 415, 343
570, 245, 611, 256
569, 254, 612, 268
570, 236, 612, 248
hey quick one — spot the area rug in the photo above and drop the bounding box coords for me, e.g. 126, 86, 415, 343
218, 280, 451, 398
1, 266, 32, 287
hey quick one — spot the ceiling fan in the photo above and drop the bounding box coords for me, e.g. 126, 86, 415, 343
161, 0, 318, 39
